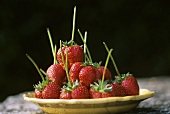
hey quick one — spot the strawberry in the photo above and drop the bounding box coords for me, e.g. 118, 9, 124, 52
89, 88, 102, 98
79, 65, 96, 88
103, 43, 139, 96
69, 62, 83, 83
98, 66, 112, 80
120, 73, 139, 96
71, 85, 89, 99
90, 80, 115, 98
46, 64, 66, 87
34, 89, 43, 98
90, 49, 114, 98
94, 68, 102, 82
60, 80, 73, 99
60, 80, 89, 99
102, 90, 115, 98
57, 41, 84, 69
33, 76, 61, 99
42, 82, 61, 99
111, 82, 126, 96
60, 90, 72, 99
26, 54, 61, 99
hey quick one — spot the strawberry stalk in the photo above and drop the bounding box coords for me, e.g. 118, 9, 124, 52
78, 29, 92, 63
60, 40, 71, 85
84, 32, 87, 54
83, 32, 88, 62
103, 42, 121, 77
47, 28, 58, 64
26, 54, 45, 81
40, 69, 47, 76
54, 45, 57, 64
100, 49, 113, 90
71, 6, 76, 45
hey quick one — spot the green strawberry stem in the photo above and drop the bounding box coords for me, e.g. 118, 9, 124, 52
103, 42, 121, 77
40, 68, 46, 76
26, 54, 45, 81
65, 47, 71, 83
60, 40, 71, 86
83, 31, 88, 62
100, 49, 113, 90
47, 28, 58, 64
71, 6, 76, 45
54, 45, 57, 64
78, 29, 93, 63
84, 32, 87, 54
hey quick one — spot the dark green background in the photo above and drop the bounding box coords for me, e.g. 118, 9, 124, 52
0, 0, 170, 102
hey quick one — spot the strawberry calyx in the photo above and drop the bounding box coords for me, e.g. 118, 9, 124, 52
81, 61, 102, 68
62, 40, 77, 46
61, 80, 80, 92
90, 80, 112, 94
114, 72, 133, 84
33, 77, 53, 91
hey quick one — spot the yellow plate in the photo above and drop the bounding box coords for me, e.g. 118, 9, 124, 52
23, 89, 155, 114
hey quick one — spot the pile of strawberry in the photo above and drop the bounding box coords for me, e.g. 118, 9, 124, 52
26, 7, 139, 99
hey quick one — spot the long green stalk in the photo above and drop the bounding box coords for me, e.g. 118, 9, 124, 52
78, 29, 92, 63
71, 6, 76, 45
60, 40, 71, 85
100, 49, 113, 90
26, 54, 44, 81
103, 42, 121, 77
47, 28, 57, 64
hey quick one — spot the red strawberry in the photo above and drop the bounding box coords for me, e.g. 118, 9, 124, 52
34, 89, 42, 98
42, 82, 61, 99
102, 91, 115, 98
57, 43, 84, 69
60, 90, 72, 99
71, 85, 89, 99
94, 68, 102, 82
103, 43, 139, 96
46, 64, 66, 87
120, 73, 139, 96
79, 66, 96, 88
69, 62, 83, 83
89, 80, 115, 98
98, 66, 112, 80
111, 82, 126, 96
89, 88, 102, 98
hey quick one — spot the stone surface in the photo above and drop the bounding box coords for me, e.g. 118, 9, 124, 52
0, 76, 170, 114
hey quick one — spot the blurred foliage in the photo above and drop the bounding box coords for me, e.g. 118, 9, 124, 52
0, 0, 170, 101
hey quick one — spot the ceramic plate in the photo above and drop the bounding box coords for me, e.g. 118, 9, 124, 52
23, 89, 155, 114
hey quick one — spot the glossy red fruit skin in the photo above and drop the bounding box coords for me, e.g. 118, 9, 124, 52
69, 62, 83, 83
79, 66, 96, 88
121, 76, 139, 96
34, 89, 43, 98
46, 64, 66, 87
89, 88, 102, 98
94, 68, 102, 82
98, 66, 112, 80
42, 82, 61, 99
112, 82, 126, 96
102, 91, 115, 98
71, 85, 89, 99
60, 91, 72, 99
57, 45, 84, 69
